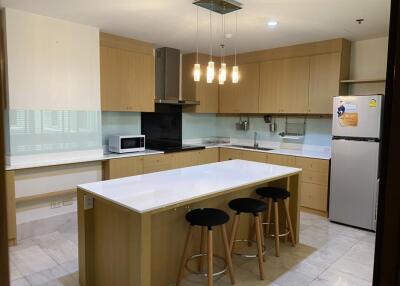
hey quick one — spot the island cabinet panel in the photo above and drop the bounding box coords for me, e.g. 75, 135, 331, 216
100, 33, 155, 112
219, 63, 260, 113
103, 157, 144, 180
143, 154, 173, 174
219, 148, 267, 162
6, 171, 17, 245
295, 157, 330, 213
308, 53, 341, 114
182, 53, 219, 113
266, 153, 297, 167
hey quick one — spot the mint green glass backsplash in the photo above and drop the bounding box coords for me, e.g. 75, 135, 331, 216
182, 113, 217, 139
216, 116, 332, 146
102, 112, 141, 145
6, 110, 102, 156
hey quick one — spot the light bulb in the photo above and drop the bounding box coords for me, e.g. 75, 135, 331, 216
193, 63, 201, 82
218, 68, 224, 85
207, 61, 215, 83
220, 63, 227, 82
232, 65, 239, 83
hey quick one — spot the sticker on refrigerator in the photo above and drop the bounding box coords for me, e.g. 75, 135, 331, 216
337, 102, 358, 127
369, 99, 378, 107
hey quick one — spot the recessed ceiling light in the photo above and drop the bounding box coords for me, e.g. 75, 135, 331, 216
267, 20, 278, 28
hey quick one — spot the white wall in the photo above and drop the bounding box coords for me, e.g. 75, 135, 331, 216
15, 161, 102, 224
5, 8, 101, 111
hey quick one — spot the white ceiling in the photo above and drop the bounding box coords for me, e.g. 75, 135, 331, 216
0, 0, 391, 55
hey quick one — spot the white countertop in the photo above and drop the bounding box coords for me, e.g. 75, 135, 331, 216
216, 145, 331, 160
6, 139, 331, 170
78, 159, 302, 213
5, 149, 164, 171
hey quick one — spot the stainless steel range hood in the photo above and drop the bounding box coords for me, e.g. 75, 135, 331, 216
155, 47, 199, 105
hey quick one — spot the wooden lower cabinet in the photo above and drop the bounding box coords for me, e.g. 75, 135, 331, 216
301, 182, 329, 211
105, 149, 220, 179
103, 156, 144, 180
143, 154, 173, 174
219, 148, 267, 162
266, 153, 296, 167
295, 157, 330, 214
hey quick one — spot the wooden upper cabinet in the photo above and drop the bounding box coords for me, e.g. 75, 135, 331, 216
219, 63, 260, 113
278, 57, 310, 114
259, 57, 310, 114
308, 53, 341, 114
182, 53, 219, 113
100, 33, 155, 112
259, 60, 281, 113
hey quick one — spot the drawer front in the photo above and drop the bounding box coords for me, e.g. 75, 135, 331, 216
267, 153, 296, 167
240, 150, 268, 163
296, 157, 329, 173
171, 151, 197, 169
219, 148, 243, 161
302, 170, 329, 186
143, 154, 172, 174
106, 157, 144, 179
300, 182, 328, 211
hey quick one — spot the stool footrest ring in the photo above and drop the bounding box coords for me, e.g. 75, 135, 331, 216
184, 253, 227, 277
232, 239, 266, 258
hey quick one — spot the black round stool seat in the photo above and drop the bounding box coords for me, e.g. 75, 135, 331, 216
228, 198, 266, 214
185, 208, 229, 227
256, 187, 290, 201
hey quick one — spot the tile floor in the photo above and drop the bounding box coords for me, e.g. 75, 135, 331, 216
9, 212, 375, 286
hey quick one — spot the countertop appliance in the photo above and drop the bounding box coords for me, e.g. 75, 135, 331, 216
329, 94, 383, 231
108, 135, 145, 154
141, 104, 205, 153
155, 47, 199, 105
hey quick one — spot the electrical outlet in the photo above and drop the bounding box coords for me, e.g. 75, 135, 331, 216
51, 201, 63, 209
62, 200, 73, 206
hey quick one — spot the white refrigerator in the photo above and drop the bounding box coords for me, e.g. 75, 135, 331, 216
329, 95, 383, 230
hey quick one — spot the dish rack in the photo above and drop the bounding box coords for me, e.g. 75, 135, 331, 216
279, 117, 306, 139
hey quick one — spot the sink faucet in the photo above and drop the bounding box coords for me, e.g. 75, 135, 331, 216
254, 132, 259, 149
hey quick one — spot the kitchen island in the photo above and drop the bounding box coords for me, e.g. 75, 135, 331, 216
77, 160, 302, 286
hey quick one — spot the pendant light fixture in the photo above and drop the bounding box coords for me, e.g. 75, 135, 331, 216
192, 0, 242, 84
206, 10, 215, 83
232, 12, 239, 84
218, 15, 227, 85
193, 7, 201, 82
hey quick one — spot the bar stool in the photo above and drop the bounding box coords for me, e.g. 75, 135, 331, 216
256, 187, 295, 257
177, 208, 235, 286
228, 198, 266, 280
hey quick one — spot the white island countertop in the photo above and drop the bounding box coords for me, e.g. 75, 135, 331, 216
78, 159, 302, 213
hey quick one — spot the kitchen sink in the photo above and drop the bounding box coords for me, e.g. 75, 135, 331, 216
229, 145, 274, 151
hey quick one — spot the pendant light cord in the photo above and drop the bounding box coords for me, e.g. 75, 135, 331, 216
235, 12, 237, 66
196, 7, 199, 63
209, 3, 213, 61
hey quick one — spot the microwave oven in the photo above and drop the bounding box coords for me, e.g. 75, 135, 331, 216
108, 135, 145, 153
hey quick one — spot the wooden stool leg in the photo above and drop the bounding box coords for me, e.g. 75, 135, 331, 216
199, 227, 207, 272
207, 228, 213, 286
283, 198, 296, 246
258, 213, 266, 262
177, 225, 193, 286
273, 201, 280, 257
266, 198, 272, 235
254, 215, 265, 280
229, 214, 240, 253
221, 225, 235, 285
